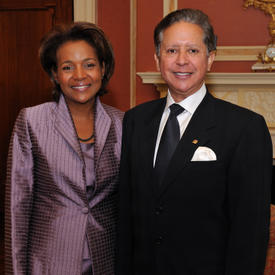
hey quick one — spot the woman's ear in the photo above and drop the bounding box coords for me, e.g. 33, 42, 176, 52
51, 70, 59, 84
101, 62, 105, 79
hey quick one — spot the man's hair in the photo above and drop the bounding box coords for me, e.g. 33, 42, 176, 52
39, 22, 114, 101
154, 8, 217, 56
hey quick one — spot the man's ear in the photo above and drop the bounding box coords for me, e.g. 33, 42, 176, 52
154, 53, 160, 71
207, 51, 216, 71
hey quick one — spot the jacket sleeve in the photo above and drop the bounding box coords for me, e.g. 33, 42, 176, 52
5, 109, 34, 275
115, 111, 134, 275
225, 114, 273, 274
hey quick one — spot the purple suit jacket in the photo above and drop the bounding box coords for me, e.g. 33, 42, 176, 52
5, 95, 123, 274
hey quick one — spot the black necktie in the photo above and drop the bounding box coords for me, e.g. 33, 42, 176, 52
154, 103, 184, 185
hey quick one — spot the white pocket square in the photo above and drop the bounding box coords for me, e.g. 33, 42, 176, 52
191, 146, 217, 161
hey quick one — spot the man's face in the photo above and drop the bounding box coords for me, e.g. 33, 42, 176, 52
155, 21, 215, 102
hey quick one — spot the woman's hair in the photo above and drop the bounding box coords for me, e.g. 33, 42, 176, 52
154, 8, 217, 57
39, 22, 115, 101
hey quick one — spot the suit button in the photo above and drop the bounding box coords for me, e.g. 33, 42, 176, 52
155, 236, 163, 245
155, 206, 163, 215
82, 207, 89, 214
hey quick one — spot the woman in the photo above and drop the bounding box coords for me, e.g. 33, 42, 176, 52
5, 22, 123, 275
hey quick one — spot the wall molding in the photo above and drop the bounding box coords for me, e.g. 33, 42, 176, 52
163, 0, 178, 17
73, 0, 97, 23
216, 46, 265, 61
137, 71, 275, 85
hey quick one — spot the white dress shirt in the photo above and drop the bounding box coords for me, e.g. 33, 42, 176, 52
153, 84, 207, 166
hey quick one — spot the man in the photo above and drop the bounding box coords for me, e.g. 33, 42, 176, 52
116, 9, 273, 275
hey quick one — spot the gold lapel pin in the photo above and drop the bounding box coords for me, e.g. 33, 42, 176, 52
192, 139, 198, 144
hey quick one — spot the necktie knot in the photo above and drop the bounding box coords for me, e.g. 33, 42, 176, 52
169, 104, 184, 117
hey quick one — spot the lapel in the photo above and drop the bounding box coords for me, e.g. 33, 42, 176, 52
93, 97, 111, 171
54, 94, 84, 162
140, 98, 166, 178
157, 91, 217, 197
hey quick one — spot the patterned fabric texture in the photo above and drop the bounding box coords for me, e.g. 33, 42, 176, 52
5, 95, 123, 275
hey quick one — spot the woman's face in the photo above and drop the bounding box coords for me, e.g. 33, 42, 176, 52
53, 40, 105, 108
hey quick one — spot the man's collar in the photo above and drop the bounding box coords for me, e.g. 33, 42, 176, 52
166, 84, 207, 114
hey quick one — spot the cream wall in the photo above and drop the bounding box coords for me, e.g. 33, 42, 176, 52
73, 0, 97, 23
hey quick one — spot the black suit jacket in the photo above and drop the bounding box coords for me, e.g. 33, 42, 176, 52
116, 91, 273, 275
